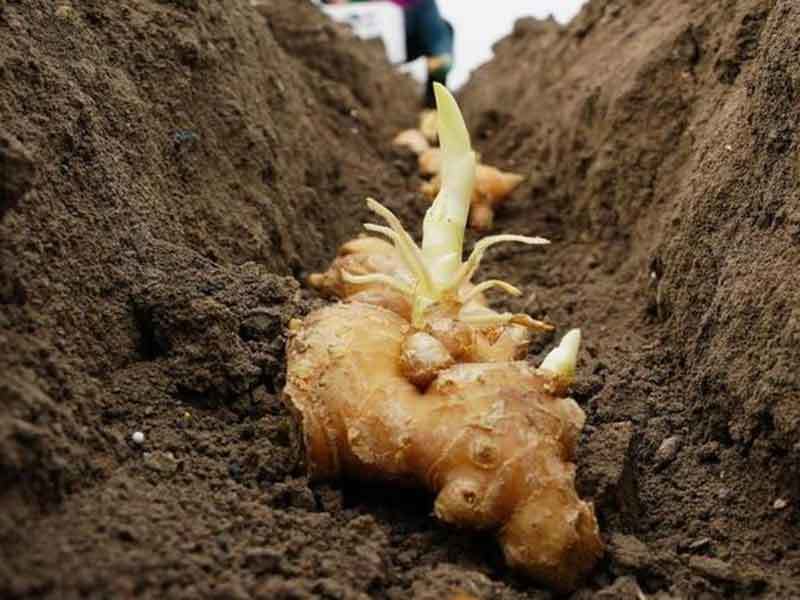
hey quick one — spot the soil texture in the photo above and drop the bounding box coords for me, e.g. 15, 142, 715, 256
1, 0, 799, 598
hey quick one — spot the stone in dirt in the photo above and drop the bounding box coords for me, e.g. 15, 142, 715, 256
143, 451, 179, 474
655, 435, 682, 466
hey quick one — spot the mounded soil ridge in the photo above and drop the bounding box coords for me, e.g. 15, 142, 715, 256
1, 0, 798, 598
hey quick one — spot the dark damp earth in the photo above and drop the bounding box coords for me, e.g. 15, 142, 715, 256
1, 1, 799, 598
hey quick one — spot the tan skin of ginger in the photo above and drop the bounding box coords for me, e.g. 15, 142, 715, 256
393, 130, 526, 232
419, 149, 525, 231
291, 85, 602, 591
307, 236, 548, 364
286, 301, 602, 592
292, 237, 603, 592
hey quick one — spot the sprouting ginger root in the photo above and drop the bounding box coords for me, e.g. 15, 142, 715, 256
418, 147, 442, 176
394, 128, 525, 231
287, 84, 602, 592
419, 108, 439, 143
394, 111, 439, 154
308, 231, 550, 364
393, 129, 430, 156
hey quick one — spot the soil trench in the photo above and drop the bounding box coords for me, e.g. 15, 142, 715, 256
1, 0, 799, 598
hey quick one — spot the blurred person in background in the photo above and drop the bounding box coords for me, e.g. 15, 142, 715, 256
323, 0, 454, 106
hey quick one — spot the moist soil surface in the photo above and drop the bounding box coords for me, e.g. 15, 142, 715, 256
1, 0, 799, 598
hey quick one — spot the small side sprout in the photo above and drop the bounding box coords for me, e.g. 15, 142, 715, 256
287, 84, 602, 592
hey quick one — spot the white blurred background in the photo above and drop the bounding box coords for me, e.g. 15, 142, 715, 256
315, 1, 588, 89
438, 1, 587, 88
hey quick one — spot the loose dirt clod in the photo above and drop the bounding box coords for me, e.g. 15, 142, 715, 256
0, 130, 35, 219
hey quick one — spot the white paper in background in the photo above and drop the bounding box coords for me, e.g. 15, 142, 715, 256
317, 1, 407, 64
437, 0, 588, 89
308, 1, 589, 90
397, 57, 428, 88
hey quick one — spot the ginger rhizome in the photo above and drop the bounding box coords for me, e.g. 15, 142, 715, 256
393, 117, 525, 232
287, 84, 602, 592
421, 158, 525, 231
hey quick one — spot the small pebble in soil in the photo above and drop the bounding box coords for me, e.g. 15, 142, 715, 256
773, 498, 788, 510
132, 431, 145, 445
688, 537, 711, 552
697, 441, 720, 463
54, 4, 76, 20
655, 435, 682, 466
143, 451, 179, 474
173, 130, 199, 144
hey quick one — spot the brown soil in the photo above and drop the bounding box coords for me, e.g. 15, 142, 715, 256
0, 0, 798, 598
460, 0, 800, 596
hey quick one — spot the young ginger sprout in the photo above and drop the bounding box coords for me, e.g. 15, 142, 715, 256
341, 83, 548, 330
288, 84, 602, 592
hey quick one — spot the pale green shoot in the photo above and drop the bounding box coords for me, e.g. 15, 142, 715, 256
358, 83, 549, 327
